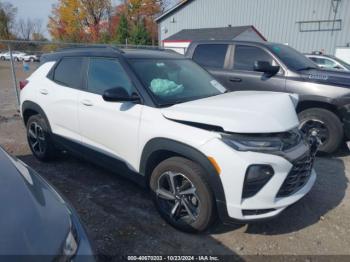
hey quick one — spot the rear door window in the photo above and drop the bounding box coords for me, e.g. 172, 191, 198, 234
192, 44, 228, 69
233, 45, 276, 71
53, 57, 84, 89
87, 58, 135, 95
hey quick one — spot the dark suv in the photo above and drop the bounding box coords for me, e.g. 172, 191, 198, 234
186, 41, 350, 153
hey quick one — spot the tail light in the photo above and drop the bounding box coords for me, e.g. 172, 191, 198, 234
19, 80, 28, 90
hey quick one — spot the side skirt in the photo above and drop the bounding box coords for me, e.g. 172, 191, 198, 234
52, 134, 147, 188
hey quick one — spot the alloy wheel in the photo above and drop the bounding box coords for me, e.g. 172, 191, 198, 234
28, 122, 46, 155
156, 171, 200, 224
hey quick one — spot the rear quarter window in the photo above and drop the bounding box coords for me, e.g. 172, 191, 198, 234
192, 44, 228, 69
53, 57, 84, 89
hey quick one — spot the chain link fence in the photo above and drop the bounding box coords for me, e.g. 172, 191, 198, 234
0, 39, 186, 112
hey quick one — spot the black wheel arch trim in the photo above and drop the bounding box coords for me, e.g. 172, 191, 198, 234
21, 101, 52, 132
296, 96, 341, 116
298, 95, 335, 105
140, 137, 230, 220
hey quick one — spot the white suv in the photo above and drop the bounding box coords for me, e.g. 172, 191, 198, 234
20, 47, 317, 232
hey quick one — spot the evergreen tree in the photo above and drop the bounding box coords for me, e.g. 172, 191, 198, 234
115, 14, 129, 44
129, 19, 150, 45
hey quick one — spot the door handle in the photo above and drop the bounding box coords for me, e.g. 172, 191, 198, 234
39, 89, 48, 95
229, 78, 242, 83
81, 99, 93, 106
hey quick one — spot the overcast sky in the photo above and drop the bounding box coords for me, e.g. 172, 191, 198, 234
10, 0, 121, 38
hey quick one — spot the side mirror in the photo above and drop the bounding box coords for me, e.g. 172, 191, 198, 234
254, 61, 280, 75
102, 87, 141, 103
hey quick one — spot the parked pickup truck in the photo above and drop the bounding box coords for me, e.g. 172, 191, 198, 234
186, 41, 350, 153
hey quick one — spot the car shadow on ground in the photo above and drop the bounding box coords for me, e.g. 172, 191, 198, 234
18, 153, 241, 258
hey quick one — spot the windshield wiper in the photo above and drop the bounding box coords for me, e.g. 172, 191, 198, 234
158, 100, 184, 107
158, 103, 175, 107
158, 93, 227, 107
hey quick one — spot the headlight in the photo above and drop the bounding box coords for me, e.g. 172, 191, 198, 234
63, 228, 78, 257
222, 129, 302, 152
222, 135, 282, 151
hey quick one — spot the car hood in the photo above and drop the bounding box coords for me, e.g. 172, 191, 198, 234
300, 68, 350, 87
0, 149, 71, 255
161, 91, 299, 133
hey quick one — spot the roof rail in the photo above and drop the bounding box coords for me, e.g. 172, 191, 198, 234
57, 45, 124, 53
122, 46, 179, 53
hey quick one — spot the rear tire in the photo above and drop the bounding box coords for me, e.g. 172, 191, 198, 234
150, 157, 216, 233
26, 114, 58, 161
298, 108, 343, 154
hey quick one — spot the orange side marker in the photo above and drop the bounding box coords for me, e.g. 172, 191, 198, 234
208, 156, 221, 175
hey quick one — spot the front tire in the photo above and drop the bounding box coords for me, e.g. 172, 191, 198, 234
26, 115, 57, 161
298, 108, 343, 154
150, 157, 216, 233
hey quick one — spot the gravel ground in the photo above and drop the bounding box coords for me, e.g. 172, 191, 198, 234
0, 61, 349, 259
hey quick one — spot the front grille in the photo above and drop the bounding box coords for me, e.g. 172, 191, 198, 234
277, 154, 314, 197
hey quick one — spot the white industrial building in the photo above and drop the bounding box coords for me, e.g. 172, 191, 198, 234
156, 0, 350, 60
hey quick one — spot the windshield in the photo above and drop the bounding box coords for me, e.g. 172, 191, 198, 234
129, 59, 226, 106
333, 57, 350, 70
267, 44, 318, 71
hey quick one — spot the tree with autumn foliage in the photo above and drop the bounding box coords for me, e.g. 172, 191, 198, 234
127, 0, 161, 45
48, 0, 178, 44
80, 0, 112, 41
48, 0, 86, 42
48, 0, 111, 42
109, 0, 171, 45
0, 1, 17, 40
